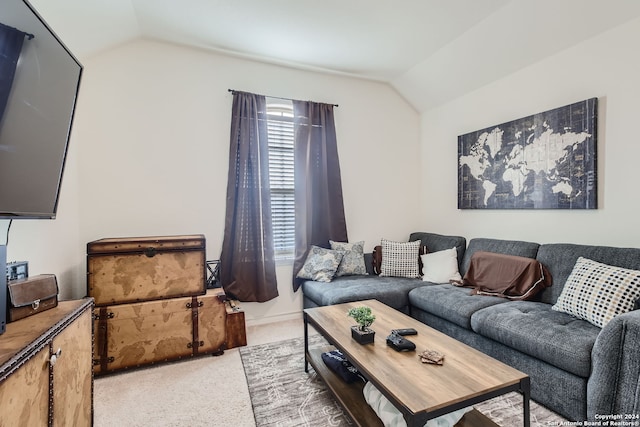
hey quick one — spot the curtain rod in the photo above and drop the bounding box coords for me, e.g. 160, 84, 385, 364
227, 89, 338, 107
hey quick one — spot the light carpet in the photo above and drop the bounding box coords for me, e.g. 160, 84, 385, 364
94, 335, 568, 426
93, 350, 256, 427
240, 334, 569, 427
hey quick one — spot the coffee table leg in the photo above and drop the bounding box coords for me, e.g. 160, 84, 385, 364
303, 312, 309, 373
521, 377, 531, 427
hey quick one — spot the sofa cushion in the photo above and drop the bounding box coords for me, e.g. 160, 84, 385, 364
301, 275, 425, 311
552, 257, 640, 328
409, 232, 466, 273
408, 284, 507, 329
536, 243, 640, 305
457, 251, 552, 301
461, 238, 540, 276
470, 301, 601, 377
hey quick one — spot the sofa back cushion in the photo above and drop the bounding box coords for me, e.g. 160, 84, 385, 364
458, 251, 552, 300
461, 238, 540, 277
536, 243, 640, 305
409, 232, 466, 273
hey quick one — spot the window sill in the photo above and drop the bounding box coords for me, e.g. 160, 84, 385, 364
275, 257, 294, 267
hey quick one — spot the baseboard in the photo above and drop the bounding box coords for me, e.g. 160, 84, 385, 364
245, 311, 302, 327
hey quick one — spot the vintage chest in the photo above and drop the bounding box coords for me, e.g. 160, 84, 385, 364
87, 234, 207, 306
92, 289, 226, 375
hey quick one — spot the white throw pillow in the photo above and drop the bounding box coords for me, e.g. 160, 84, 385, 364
552, 257, 640, 328
380, 239, 421, 279
421, 247, 462, 283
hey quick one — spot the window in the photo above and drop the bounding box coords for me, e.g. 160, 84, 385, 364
266, 100, 295, 260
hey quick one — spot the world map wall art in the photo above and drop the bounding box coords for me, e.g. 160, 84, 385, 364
458, 98, 597, 209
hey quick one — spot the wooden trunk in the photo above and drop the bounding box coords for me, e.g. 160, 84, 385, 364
87, 234, 206, 306
225, 300, 247, 349
93, 289, 226, 375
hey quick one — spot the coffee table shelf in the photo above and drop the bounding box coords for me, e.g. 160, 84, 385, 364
307, 344, 498, 427
307, 346, 384, 427
304, 300, 529, 427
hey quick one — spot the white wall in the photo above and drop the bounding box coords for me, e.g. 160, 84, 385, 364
419, 16, 640, 248
72, 39, 420, 321
7, 14, 640, 322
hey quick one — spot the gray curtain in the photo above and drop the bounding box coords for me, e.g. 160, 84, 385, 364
292, 100, 348, 291
0, 23, 28, 125
220, 91, 278, 302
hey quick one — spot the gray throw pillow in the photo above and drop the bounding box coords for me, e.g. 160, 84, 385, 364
296, 246, 344, 282
330, 240, 368, 277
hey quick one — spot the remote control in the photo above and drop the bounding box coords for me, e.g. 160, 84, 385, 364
391, 328, 418, 336
386, 332, 416, 352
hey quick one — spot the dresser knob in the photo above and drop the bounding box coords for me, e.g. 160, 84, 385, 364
50, 348, 62, 366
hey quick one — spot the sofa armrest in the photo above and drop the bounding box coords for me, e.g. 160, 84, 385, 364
588, 310, 640, 419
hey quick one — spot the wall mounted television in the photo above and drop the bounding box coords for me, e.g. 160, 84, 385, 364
0, 0, 83, 219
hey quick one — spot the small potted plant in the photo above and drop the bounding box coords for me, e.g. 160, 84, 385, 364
347, 306, 376, 344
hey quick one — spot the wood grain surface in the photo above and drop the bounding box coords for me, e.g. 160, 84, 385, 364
86, 235, 205, 253
93, 289, 226, 373
87, 249, 206, 305
0, 347, 49, 426
53, 309, 92, 426
305, 300, 528, 416
0, 299, 93, 426
0, 300, 93, 371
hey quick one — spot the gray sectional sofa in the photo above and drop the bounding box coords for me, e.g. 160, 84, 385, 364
301, 232, 640, 422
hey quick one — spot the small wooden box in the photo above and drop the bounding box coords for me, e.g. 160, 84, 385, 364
7, 274, 59, 322
92, 289, 226, 375
87, 234, 206, 306
225, 300, 247, 349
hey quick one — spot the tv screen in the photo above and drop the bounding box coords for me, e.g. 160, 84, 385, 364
0, 0, 82, 219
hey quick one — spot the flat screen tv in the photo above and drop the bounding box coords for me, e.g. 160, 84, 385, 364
0, 0, 82, 219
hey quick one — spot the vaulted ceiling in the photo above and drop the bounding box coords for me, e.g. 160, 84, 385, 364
29, 0, 640, 111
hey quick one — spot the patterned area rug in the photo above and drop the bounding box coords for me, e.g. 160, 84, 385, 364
240, 334, 567, 427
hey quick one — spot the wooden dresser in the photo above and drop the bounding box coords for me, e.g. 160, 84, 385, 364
0, 298, 94, 426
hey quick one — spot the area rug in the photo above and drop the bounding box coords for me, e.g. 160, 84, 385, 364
240, 335, 568, 427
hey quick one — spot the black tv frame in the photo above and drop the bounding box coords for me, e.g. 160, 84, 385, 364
0, 0, 83, 219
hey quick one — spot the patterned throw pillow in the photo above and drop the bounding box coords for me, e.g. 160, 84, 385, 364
552, 257, 640, 328
380, 239, 421, 279
330, 240, 368, 277
296, 246, 344, 282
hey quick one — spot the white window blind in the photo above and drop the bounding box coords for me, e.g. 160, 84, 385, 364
266, 100, 295, 260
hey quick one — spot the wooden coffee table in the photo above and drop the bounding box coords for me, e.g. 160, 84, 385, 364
304, 299, 530, 427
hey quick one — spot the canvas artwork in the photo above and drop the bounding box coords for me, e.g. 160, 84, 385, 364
458, 98, 597, 209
